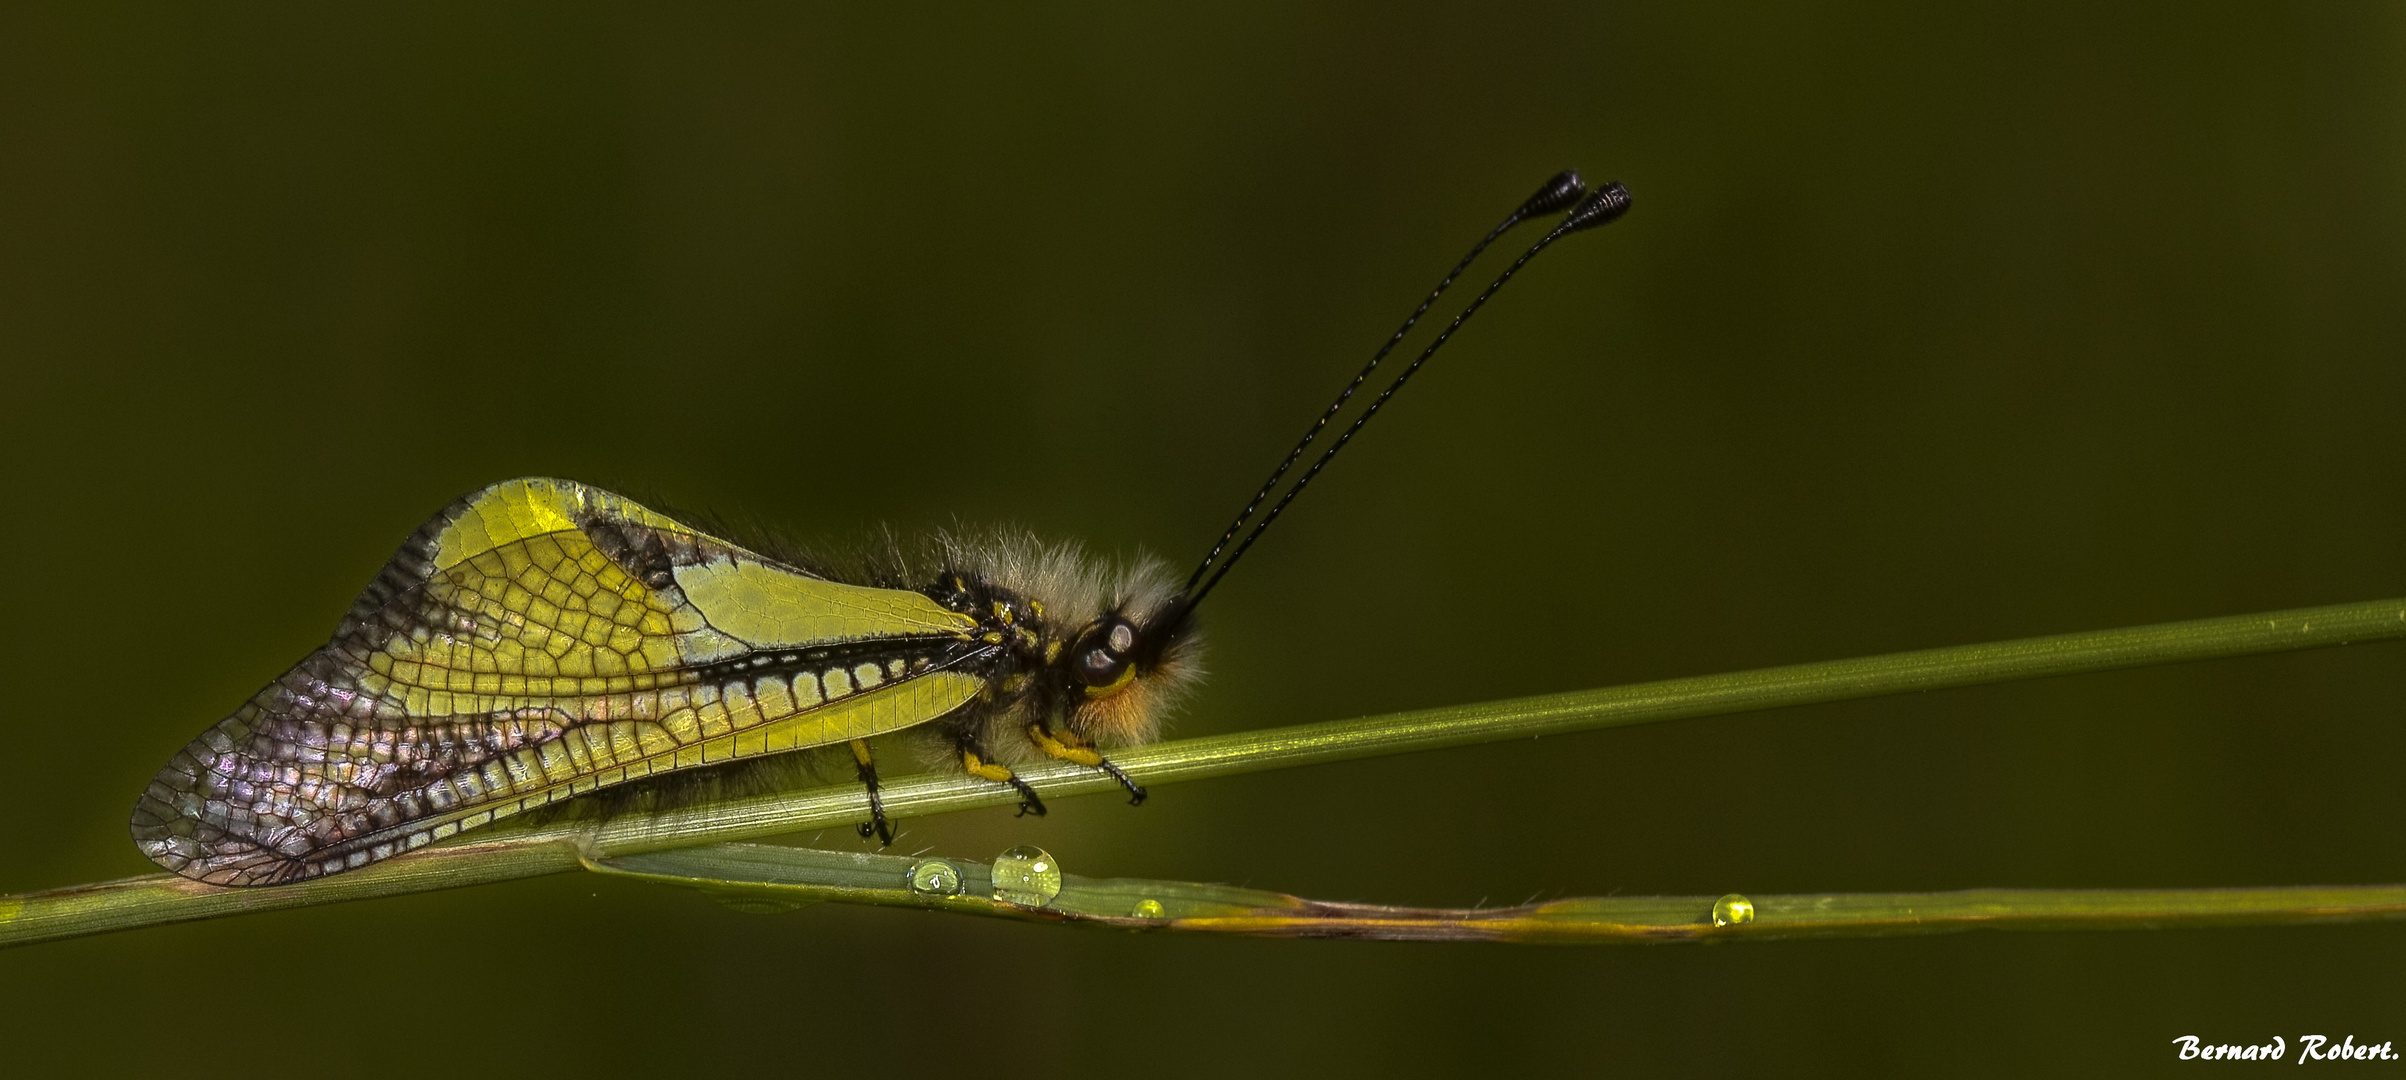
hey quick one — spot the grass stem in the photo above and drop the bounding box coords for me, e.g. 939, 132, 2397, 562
5, 595, 2401, 949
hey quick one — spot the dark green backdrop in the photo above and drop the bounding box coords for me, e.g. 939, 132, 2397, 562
3, 4, 2401, 1076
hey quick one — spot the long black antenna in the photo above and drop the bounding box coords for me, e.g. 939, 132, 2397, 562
1186, 179, 1632, 609
1182, 171, 1592, 595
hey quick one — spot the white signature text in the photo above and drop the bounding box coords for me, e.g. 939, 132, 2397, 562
2173, 1035, 2399, 1062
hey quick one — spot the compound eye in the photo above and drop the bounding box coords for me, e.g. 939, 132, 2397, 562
1079, 647, 1127, 686
1074, 619, 1139, 689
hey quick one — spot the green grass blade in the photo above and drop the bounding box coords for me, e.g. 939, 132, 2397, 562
4, 595, 2402, 949
593, 842, 2406, 943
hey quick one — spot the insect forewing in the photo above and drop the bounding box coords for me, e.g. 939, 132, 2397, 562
132, 478, 988, 885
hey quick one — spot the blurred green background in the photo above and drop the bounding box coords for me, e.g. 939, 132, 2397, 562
3, 3, 2403, 1076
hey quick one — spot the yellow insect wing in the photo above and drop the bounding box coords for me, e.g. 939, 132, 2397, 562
672, 557, 976, 647
345, 670, 984, 868
429, 477, 686, 571
374, 533, 689, 697
714, 669, 984, 760
131, 477, 994, 887
428, 476, 975, 654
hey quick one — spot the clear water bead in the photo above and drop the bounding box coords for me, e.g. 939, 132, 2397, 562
991, 845, 1063, 907
908, 858, 962, 896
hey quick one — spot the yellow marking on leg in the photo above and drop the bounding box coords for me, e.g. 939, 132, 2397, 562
961, 749, 1016, 784
1027, 723, 1103, 767
850, 739, 875, 768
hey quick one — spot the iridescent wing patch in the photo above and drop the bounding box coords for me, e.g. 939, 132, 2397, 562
132, 478, 990, 886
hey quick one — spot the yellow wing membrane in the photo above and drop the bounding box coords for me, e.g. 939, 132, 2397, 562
132, 478, 989, 886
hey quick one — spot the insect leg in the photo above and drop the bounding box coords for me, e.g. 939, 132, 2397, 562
851, 739, 894, 845
959, 740, 1048, 818
1025, 722, 1148, 805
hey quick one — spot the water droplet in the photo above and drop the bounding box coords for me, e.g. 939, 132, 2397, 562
908, 859, 962, 896
991, 844, 1063, 907
1711, 893, 1755, 927
1130, 898, 1165, 919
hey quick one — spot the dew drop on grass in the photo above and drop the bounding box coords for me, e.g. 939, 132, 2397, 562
991, 845, 1063, 907
1711, 893, 1756, 927
908, 858, 962, 896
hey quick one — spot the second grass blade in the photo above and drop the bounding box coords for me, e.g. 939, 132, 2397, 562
594, 842, 2406, 944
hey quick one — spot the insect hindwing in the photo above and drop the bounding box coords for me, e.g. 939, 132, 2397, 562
131, 477, 990, 886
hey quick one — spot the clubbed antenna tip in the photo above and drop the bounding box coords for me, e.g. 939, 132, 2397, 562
1183, 171, 1633, 607
1518, 170, 1589, 218
1561, 182, 1631, 233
